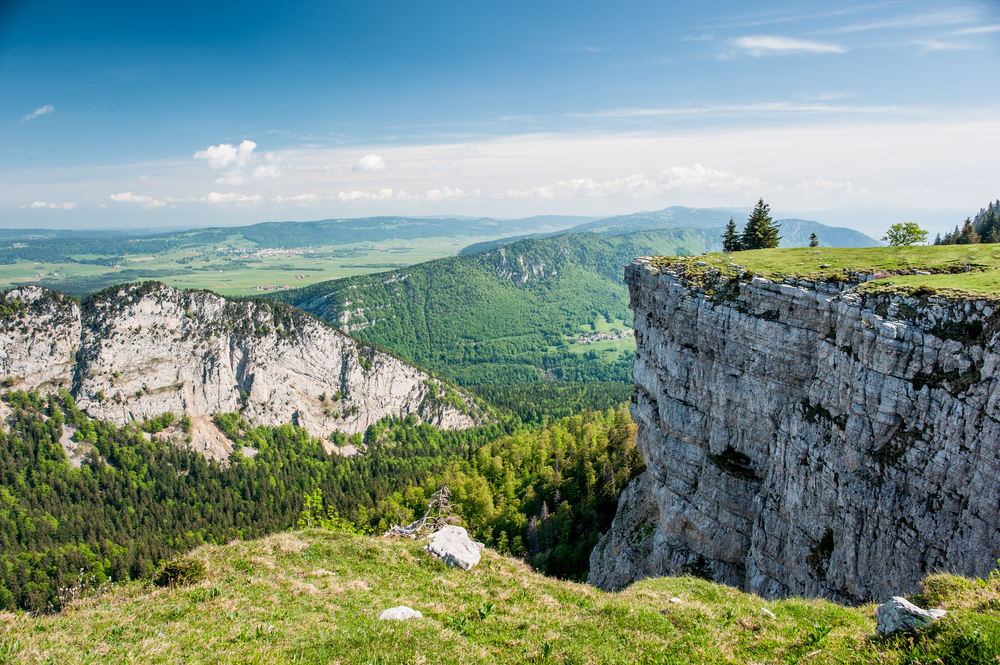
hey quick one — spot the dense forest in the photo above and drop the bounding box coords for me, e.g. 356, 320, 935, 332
270, 229, 715, 384
0, 385, 640, 612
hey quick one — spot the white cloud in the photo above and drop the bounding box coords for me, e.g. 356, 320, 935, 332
272, 193, 321, 204
497, 174, 661, 200
194, 141, 286, 184
109, 192, 166, 208
819, 8, 980, 34
795, 177, 855, 197
497, 165, 768, 201
201, 192, 262, 204
659, 164, 768, 195
194, 140, 257, 170
916, 40, 976, 52
22, 105, 54, 122
733, 35, 845, 56
950, 24, 1000, 35
353, 154, 387, 172
24, 200, 76, 210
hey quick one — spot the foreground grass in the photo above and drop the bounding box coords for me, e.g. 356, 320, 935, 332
663, 245, 1000, 298
2, 531, 998, 664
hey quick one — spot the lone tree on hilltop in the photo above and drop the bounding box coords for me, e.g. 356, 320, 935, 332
722, 218, 743, 252
809, 233, 820, 248
882, 222, 928, 246
741, 199, 781, 250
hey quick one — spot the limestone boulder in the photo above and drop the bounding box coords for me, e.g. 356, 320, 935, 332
426, 525, 482, 570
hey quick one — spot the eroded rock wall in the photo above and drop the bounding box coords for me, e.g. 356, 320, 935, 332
1, 284, 479, 457
589, 259, 1000, 603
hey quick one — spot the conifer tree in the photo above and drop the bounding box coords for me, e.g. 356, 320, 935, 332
957, 218, 980, 245
809, 233, 819, 248
721, 218, 742, 252
741, 199, 781, 250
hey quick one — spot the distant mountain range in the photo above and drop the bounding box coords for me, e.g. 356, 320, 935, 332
461, 206, 881, 255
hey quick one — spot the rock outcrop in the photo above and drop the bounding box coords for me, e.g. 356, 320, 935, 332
0, 283, 480, 458
590, 258, 1000, 603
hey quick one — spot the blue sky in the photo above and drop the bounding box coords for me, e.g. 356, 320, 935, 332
3, 0, 999, 234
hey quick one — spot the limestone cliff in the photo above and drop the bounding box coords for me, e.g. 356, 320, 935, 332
0, 283, 480, 459
589, 258, 1000, 603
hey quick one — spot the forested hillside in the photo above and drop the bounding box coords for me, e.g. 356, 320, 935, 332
270, 228, 716, 384
0, 387, 638, 611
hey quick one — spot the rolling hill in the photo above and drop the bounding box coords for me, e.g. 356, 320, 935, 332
269, 228, 718, 384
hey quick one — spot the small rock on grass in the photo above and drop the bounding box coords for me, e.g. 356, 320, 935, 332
378, 606, 423, 621
876, 596, 947, 636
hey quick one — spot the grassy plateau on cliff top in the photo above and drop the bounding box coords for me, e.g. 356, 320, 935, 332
656, 245, 1000, 298
2, 529, 999, 664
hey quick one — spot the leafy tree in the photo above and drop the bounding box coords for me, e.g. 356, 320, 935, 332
721, 219, 742, 253
741, 199, 781, 250
882, 222, 928, 246
809, 233, 819, 248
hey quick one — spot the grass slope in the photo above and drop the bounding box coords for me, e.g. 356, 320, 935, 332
675, 244, 1000, 298
3, 529, 998, 664
269, 229, 717, 384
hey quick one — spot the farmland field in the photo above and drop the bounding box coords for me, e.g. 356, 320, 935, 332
0, 233, 509, 297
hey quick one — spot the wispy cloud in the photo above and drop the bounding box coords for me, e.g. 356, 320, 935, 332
495, 164, 768, 200
916, 40, 977, 52
22, 200, 76, 210
949, 24, 1000, 35
816, 8, 980, 34
573, 101, 901, 118
22, 105, 54, 122
109, 192, 166, 208
720, 3, 897, 29
682, 34, 713, 41
733, 35, 845, 56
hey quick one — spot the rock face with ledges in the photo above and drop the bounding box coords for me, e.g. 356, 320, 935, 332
589, 259, 1000, 603
0, 283, 479, 455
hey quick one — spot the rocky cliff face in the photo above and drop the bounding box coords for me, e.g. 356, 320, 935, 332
589, 258, 1000, 603
0, 283, 479, 459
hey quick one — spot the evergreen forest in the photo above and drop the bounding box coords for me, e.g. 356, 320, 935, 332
0, 386, 641, 612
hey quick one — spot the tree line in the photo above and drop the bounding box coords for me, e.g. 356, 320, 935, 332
934, 200, 1000, 245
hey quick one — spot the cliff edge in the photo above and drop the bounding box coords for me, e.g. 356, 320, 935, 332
589, 257, 1000, 603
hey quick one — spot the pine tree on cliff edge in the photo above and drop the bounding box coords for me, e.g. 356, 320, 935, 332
721, 218, 743, 252
741, 198, 781, 250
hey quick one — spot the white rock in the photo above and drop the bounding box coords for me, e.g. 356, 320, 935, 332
378, 605, 423, 621
669, 597, 682, 604
426, 525, 482, 570
876, 596, 947, 635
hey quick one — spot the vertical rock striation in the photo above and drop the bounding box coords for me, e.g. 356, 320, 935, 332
1, 283, 480, 458
589, 258, 1000, 603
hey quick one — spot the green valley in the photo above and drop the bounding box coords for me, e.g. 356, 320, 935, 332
269, 228, 720, 384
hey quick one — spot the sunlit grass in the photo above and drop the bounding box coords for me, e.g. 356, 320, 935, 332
3, 530, 997, 664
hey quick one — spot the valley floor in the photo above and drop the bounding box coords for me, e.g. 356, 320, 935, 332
2, 530, 998, 664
